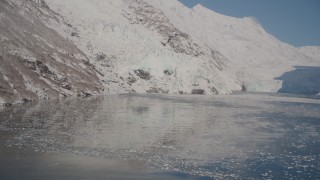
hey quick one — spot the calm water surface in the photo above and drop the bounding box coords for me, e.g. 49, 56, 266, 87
0, 93, 320, 179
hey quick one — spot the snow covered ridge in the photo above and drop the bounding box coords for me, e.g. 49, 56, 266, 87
42, 0, 239, 95
123, 0, 227, 70
298, 46, 320, 62
146, 0, 320, 93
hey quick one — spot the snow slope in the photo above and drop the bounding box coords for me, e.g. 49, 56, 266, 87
299, 46, 320, 62
147, 0, 320, 93
43, 0, 239, 95
0, 0, 103, 104
45, 0, 319, 94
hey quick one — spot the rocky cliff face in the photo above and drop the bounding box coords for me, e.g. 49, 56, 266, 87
0, 0, 103, 104
123, 0, 228, 71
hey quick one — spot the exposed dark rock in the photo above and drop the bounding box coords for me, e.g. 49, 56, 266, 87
134, 106, 149, 113
124, 0, 205, 57
71, 32, 78, 37
241, 84, 247, 92
134, 69, 151, 80
22, 98, 32, 103
108, 80, 119, 84
35, 60, 66, 83
211, 87, 218, 94
59, 92, 68, 98
178, 91, 186, 95
22, 59, 37, 71
147, 87, 169, 94
78, 91, 92, 97
163, 69, 173, 76
147, 87, 159, 93
60, 82, 72, 90
39, 0, 49, 9
3, 103, 12, 107
191, 89, 205, 95
166, 33, 203, 56
36, 60, 53, 76
95, 52, 107, 61
82, 60, 104, 77
210, 49, 228, 71
127, 76, 137, 84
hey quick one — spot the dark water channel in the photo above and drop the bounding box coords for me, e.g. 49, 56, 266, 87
0, 93, 320, 179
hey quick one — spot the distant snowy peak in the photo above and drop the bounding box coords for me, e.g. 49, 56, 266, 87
149, 0, 320, 93
298, 46, 320, 62
192, 3, 260, 24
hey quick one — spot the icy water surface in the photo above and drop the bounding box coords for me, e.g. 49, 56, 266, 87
0, 93, 320, 179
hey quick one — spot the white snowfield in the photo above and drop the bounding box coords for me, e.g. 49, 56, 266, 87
146, 1, 320, 92
299, 46, 320, 62
43, 0, 238, 95
44, 0, 320, 94
0, 0, 319, 103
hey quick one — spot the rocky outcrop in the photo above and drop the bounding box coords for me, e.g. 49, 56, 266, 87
134, 69, 152, 80
191, 89, 205, 95
122, 0, 229, 72
0, 0, 103, 104
123, 0, 204, 57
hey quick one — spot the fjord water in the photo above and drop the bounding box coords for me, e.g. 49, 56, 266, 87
0, 93, 319, 179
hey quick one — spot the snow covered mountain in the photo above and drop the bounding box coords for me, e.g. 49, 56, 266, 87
43, 0, 238, 95
1, 0, 319, 104
146, 1, 320, 92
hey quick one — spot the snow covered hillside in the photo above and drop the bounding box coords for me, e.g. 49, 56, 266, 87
299, 46, 320, 62
146, 1, 320, 93
1, 0, 319, 104
0, 0, 103, 104
43, 0, 238, 96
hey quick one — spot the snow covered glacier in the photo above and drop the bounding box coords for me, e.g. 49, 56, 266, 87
0, 0, 319, 104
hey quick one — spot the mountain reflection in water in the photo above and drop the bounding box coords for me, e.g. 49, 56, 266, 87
0, 93, 320, 179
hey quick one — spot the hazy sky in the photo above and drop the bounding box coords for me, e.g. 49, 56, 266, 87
178, 0, 320, 47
